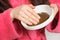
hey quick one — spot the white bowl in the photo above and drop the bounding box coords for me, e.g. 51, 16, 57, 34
21, 5, 54, 30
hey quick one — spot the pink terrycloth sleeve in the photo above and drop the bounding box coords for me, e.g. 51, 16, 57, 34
9, 0, 30, 8
0, 8, 22, 40
46, 0, 60, 32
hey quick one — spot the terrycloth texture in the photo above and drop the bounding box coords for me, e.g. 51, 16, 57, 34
9, 0, 30, 7
0, 0, 60, 40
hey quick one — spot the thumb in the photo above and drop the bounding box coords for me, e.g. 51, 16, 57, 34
50, 4, 58, 15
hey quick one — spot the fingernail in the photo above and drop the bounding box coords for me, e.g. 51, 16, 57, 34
34, 22, 38, 24
29, 23, 32, 25
35, 18, 39, 23
38, 16, 40, 19
37, 20, 39, 23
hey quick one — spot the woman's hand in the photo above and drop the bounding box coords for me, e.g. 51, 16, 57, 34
50, 4, 58, 15
10, 4, 40, 25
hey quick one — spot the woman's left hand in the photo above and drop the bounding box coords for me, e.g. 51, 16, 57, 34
50, 4, 58, 16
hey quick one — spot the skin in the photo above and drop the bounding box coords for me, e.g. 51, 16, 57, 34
50, 4, 58, 16
10, 4, 58, 25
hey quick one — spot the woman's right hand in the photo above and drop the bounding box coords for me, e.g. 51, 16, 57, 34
10, 4, 40, 25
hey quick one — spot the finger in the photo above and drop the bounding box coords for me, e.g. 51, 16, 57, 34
26, 6, 40, 19
22, 9, 39, 23
18, 15, 33, 25
19, 11, 38, 24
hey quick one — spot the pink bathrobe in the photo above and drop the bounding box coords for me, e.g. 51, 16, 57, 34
0, 0, 60, 40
